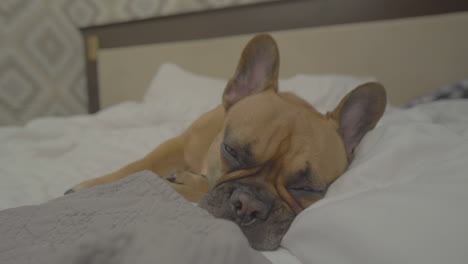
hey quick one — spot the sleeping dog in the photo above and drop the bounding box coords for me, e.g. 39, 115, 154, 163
67, 34, 386, 250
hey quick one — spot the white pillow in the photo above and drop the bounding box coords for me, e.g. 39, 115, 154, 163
282, 102, 468, 264
144, 63, 225, 120
144, 63, 377, 118
280, 74, 376, 113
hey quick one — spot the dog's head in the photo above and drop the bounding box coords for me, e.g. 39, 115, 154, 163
198, 34, 386, 250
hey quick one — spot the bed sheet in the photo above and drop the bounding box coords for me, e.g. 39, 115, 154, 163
0, 63, 374, 210
2, 64, 468, 264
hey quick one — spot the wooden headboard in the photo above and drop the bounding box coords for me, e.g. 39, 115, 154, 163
80, 0, 468, 113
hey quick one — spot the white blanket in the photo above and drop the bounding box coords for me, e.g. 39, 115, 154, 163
0, 64, 375, 210
283, 101, 468, 264
1, 63, 468, 264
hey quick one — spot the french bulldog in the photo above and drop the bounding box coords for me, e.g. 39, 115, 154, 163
67, 34, 386, 250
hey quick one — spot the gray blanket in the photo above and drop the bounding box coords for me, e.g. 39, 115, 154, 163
0, 171, 270, 264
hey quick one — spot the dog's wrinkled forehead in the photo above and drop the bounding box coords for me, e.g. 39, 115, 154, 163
225, 92, 291, 143
219, 92, 329, 175
223, 92, 304, 161
225, 90, 329, 146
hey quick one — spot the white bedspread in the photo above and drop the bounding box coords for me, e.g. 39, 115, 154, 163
1, 64, 468, 264
0, 64, 375, 210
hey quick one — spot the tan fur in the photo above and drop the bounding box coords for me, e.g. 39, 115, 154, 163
71, 105, 225, 202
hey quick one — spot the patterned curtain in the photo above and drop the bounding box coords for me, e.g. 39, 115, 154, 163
0, 0, 272, 125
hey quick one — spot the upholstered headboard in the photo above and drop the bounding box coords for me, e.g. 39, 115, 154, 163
81, 0, 468, 112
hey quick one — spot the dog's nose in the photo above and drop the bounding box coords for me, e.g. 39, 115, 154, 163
230, 191, 270, 226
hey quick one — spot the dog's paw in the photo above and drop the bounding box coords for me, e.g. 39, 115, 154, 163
164, 170, 196, 185
64, 188, 75, 195
164, 170, 208, 189
164, 170, 182, 184
63, 180, 94, 195
163, 170, 209, 202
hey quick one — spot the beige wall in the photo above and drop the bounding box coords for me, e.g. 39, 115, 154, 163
99, 11, 468, 107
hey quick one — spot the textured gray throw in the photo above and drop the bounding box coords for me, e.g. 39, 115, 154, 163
0, 170, 270, 264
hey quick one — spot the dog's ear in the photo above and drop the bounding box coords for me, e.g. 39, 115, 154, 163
328, 82, 387, 160
223, 34, 279, 110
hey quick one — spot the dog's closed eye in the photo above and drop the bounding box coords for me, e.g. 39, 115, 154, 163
223, 143, 238, 160
288, 186, 326, 196
286, 165, 327, 197
221, 143, 241, 170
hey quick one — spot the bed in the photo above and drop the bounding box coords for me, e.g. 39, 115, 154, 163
1, 0, 468, 263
